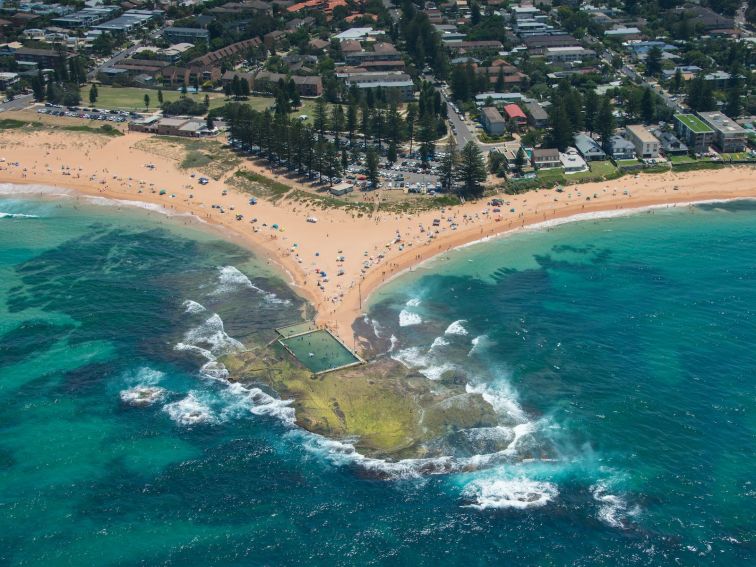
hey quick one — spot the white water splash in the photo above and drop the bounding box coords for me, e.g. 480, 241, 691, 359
445, 320, 468, 336
462, 477, 558, 510
214, 265, 289, 304
120, 386, 167, 406
163, 391, 218, 425
182, 299, 207, 314
399, 309, 422, 327
0, 211, 39, 219
592, 482, 638, 529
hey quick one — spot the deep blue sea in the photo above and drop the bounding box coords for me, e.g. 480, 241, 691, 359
0, 189, 754, 566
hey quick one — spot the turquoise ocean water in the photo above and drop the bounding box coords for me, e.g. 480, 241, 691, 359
0, 188, 754, 565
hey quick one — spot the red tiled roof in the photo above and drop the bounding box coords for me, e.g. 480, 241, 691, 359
503, 104, 526, 120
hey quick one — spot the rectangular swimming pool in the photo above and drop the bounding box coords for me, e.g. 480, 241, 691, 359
279, 329, 362, 374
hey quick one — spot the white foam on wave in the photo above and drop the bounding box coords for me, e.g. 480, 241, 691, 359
222, 382, 296, 424
0, 182, 72, 197
120, 386, 167, 406
406, 297, 421, 307
214, 266, 289, 304
182, 313, 244, 355
399, 309, 422, 327
119, 367, 168, 406
124, 366, 165, 386
388, 334, 398, 353
466, 381, 527, 422
392, 344, 458, 381
462, 477, 558, 510
182, 299, 206, 314
591, 482, 638, 529
163, 390, 217, 426
468, 334, 491, 356
0, 211, 39, 219
430, 336, 449, 349
445, 320, 468, 336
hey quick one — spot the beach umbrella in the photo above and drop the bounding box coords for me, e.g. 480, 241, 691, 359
272, 223, 279, 230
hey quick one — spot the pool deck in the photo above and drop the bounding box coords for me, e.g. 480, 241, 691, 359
275, 322, 365, 375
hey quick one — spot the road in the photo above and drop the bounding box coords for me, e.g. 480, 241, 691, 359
0, 93, 33, 113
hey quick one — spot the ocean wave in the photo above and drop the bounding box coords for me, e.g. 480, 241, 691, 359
466, 381, 527, 423
0, 182, 72, 197
120, 386, 167, 406
123, 366, 165, 386
406, 297, 421, 307
0, 211, 39, 219
468, 334, 491, 356
182, 313, 244, 356
398, 309, 422, 327
163, 391, 218, 426
214, 266, 289, 304
430, 336, 450, 349
462, 477, 558, 510
445, 320, 468, 336
392, 344, 459, 381
221, 382, 296, 425
182, 299, 206, 314
591, 482, 638, 529
199, 360, 229, 381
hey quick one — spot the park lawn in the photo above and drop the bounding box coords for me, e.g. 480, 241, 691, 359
82, 86, 227, 111
668, 154, 696, 164
719, 151, 756, 161
584, 161, 619, 177
616, 158, 641, 167
535, 167, 566, 184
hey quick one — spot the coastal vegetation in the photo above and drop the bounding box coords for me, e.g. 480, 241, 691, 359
133, 137, 240, 180
220, 345, 499, 458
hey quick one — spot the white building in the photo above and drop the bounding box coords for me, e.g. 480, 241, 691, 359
545, 46, 595, 63
560, 147, 588, 173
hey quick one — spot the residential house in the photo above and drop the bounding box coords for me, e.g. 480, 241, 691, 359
626, 124, 660, 159
524, 100, 548, 128
574, 133, 606, 161
503, 104, 527, 127
481, 106, 507, 136
652, 128, 688, 156
608, 135, 636, 160
531, 148, 560, 169
263, 30, 287, 49
560, 147, 588, 173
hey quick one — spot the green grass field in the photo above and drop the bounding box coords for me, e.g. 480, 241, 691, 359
83, 87, 323, 122
668, 154, 696, 164
674, 113, 712, 134
81, 86, 228, 111
536, 160, 620, 185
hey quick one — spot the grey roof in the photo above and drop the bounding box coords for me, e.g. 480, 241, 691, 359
482, 106, 506, 124
524, 101, 548, 120
532, 147, 559, 158
574, 133, 606, 156
610, 135, 635, 150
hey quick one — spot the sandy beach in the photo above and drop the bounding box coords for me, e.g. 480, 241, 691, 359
2, 128, 756, 352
